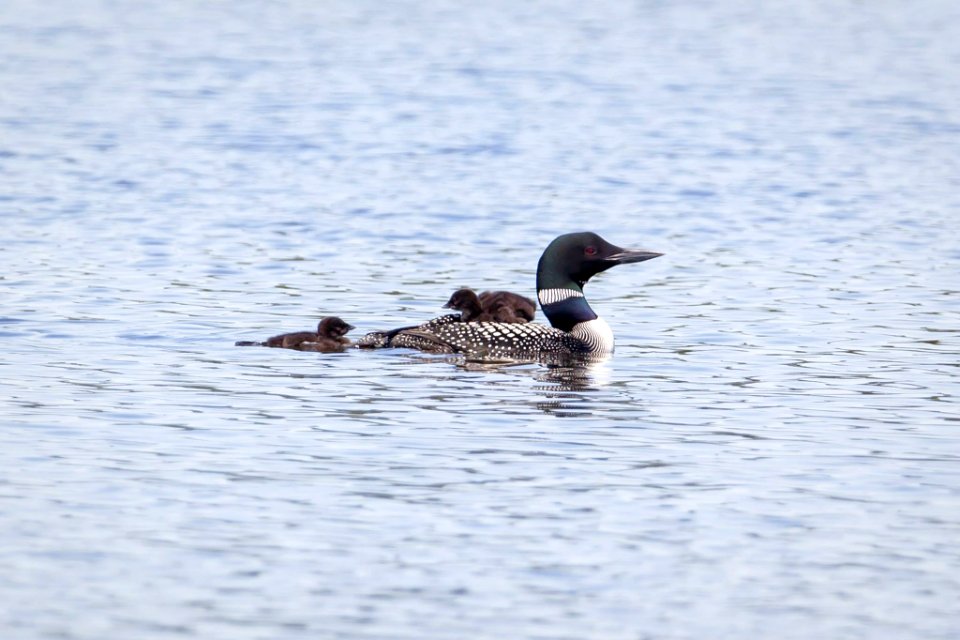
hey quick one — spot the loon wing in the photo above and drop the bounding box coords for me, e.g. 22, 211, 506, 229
388, 328, 460, 353
424, 321, 591, 360
356, 314, 462, 349
357, 315, 592, 360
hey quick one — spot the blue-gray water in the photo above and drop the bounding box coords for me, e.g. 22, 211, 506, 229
2, 1, 959, 638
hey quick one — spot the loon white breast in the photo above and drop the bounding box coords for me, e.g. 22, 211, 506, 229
356, 231, 662, 360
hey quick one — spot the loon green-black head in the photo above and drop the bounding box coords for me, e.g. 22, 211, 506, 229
536, 231, 663, 291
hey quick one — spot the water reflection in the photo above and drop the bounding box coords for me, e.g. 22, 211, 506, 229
462, 355, 616, 416
368, 350, 615, 415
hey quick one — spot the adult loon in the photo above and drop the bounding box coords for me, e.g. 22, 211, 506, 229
236, 316, 355, 351
357, 232, 661, 360
443, 288, 531, 323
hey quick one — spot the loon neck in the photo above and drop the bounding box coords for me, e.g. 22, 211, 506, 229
536, 284, 598, 332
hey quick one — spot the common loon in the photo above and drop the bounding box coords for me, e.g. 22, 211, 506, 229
357, 232, 661, 360
236, 316, 355, 351
443, 288, 530, 323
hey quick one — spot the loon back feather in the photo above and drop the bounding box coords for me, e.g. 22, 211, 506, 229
356, 314, 461, 349
414, 321, 592, 360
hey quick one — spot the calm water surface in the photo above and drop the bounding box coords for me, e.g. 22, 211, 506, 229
1, 1, 959, 639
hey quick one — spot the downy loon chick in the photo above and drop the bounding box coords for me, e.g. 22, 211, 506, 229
236, 316, 355, 352
443, 288, 529, 323
478, 290, 536, 322
357, 232, 662, 359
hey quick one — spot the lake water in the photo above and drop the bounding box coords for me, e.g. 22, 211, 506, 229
2, 1, 959, 638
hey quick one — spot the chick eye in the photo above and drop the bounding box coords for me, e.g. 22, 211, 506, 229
584, 246, 597, 256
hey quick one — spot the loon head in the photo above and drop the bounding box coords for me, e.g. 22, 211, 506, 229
318, 316, 355, 339
536, 231, 662, 291
535, 232, 662, 332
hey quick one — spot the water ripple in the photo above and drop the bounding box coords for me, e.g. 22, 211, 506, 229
2, 1, 960, 639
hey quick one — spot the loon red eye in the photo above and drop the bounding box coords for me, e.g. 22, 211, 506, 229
584, 245, 597, 256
